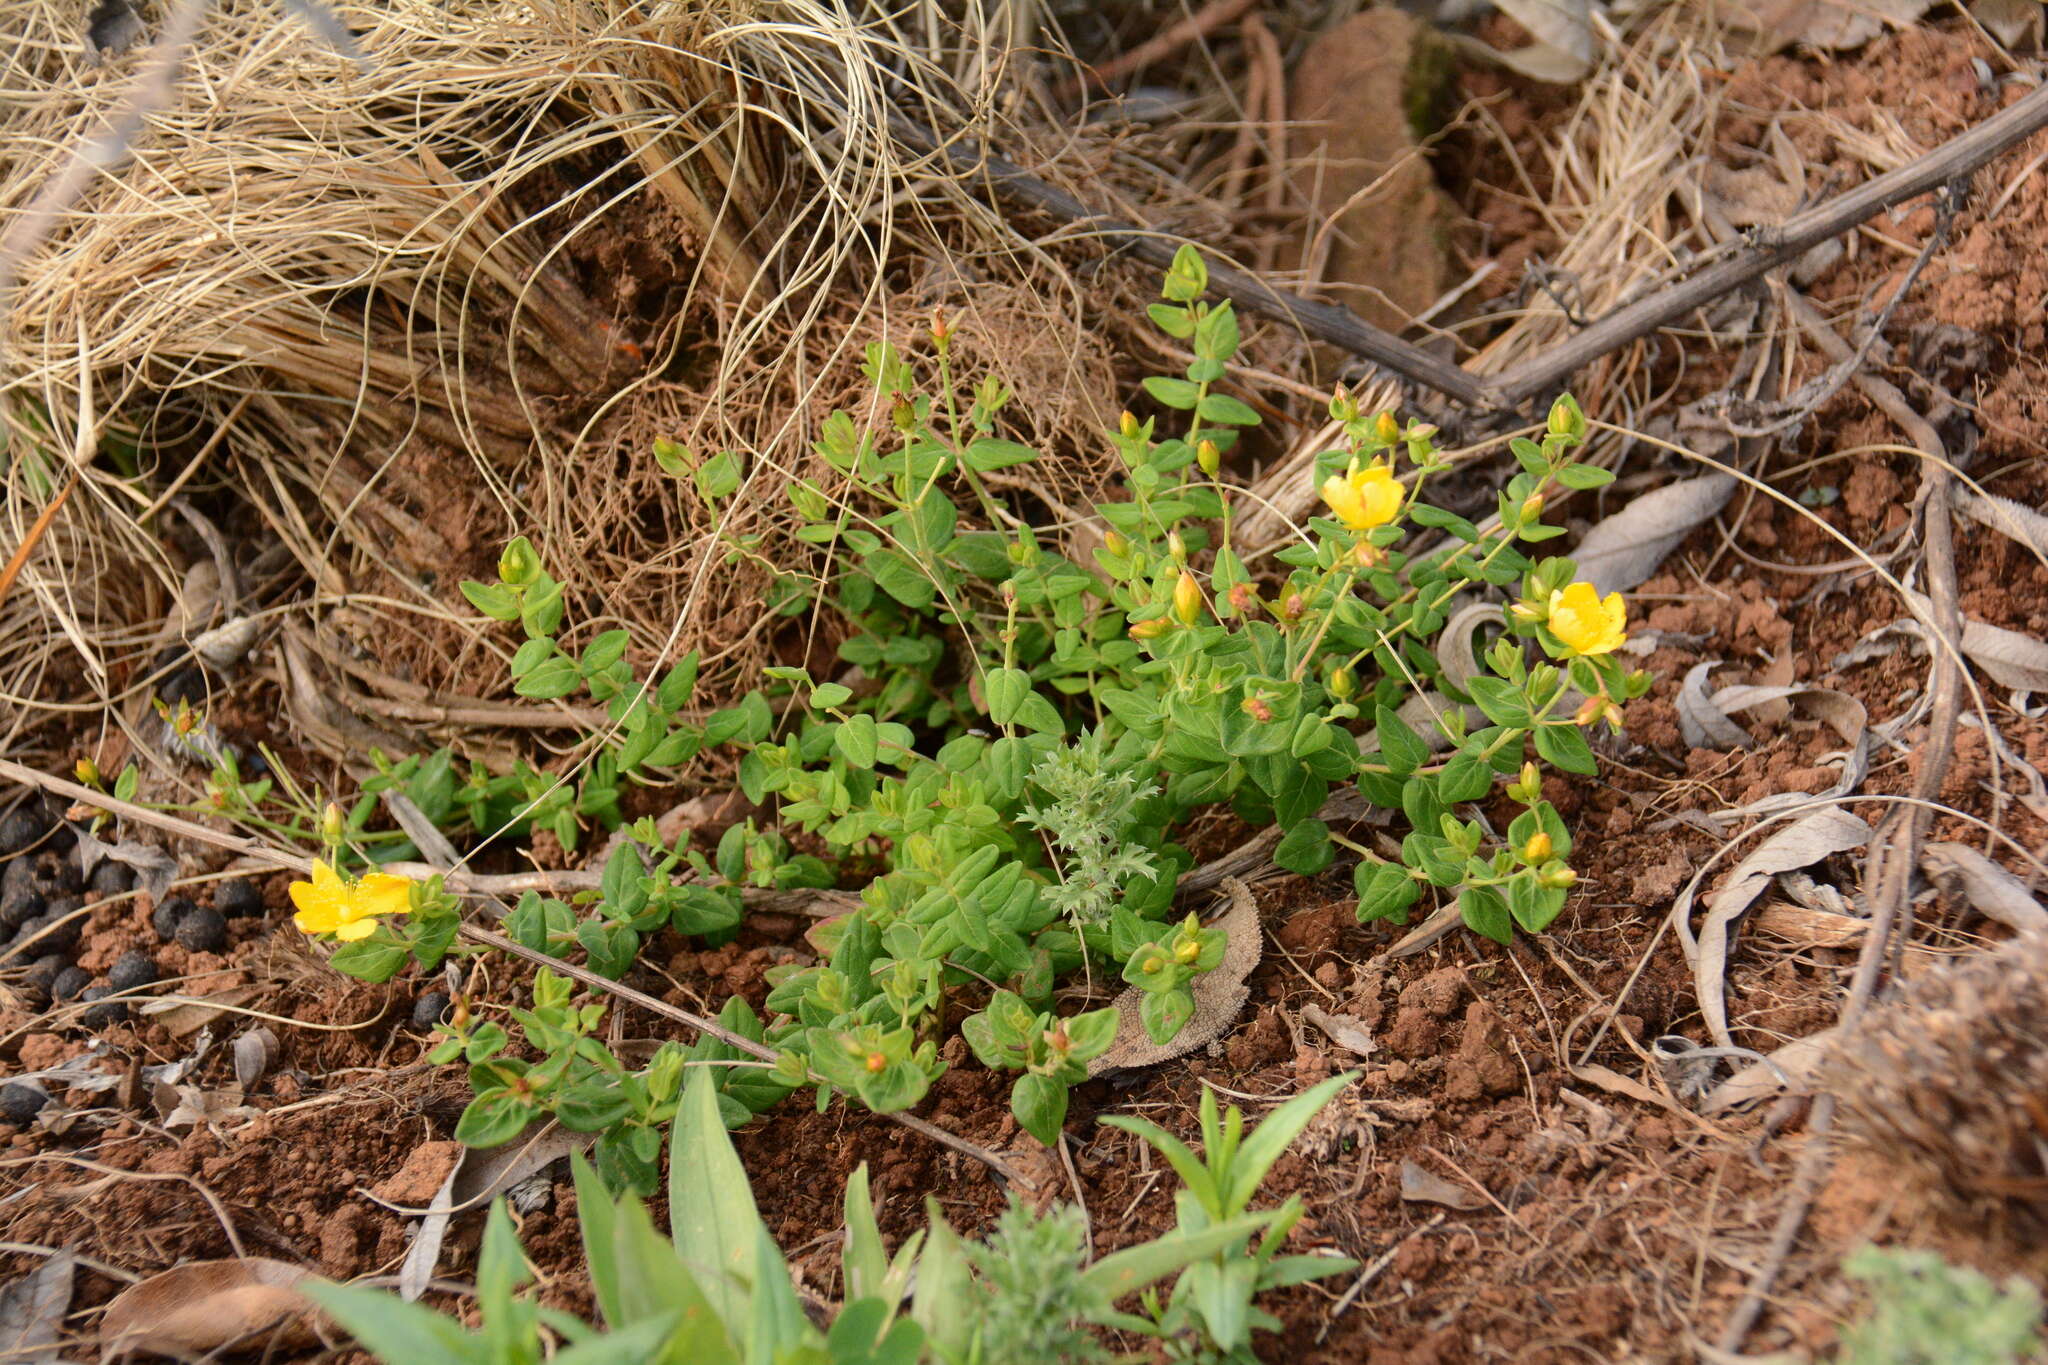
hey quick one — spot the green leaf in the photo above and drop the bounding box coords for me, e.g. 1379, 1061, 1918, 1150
1459, 886, 1513, 945
1374, 705, 1428, 776
299, 1281, 480, 1358
1162, 244, 1210, 302
809, 682, 852, 709
1101, 1114, 1219, 1212
1140, 988, 1194, 1046
670, 1070, 770, 1327
515, 656, 582, 700
1148, 302, 1196, 338
1273, 819, 1332, 876
461, 580, 521, 622
509, 637, 554, 679
1142, 376, 1201, 410
328, 937, 408, 983
1465, 676, 1531, 727
1011, 690, 1065, 735
694, 450, 741, 502
1438, 750, 1495, 804
864, 548, 935, 609
964, 437, 1038, 471
910, 1203, 974, 1359
1078, 1215, 1271, 1303
456, 1089, 537, 1147
580, 629, 631, 676
1010, 1073, 1068, 1146
1554, 463, 1615, 490
1197, 393, 1260, 426
1353, 861, 1420, 925
835, 713, 879, 769
1534, 722, 1597, 775
1193, 303, 1239, 361
984, 667, 1030, 726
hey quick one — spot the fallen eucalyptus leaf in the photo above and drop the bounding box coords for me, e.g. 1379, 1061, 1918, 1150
99, 1258, 319, 1357
395, 1121, 591, 1301
68, 827, 177, 905
1701, 1029, 1837, 1114
1300, 1004, 1377, 1058
1399, 1159, 1486, 1210
1970, 0, 2044, 46
1676, 662, 1750, 749
1728, 0, 1934, 52
1921, 842, 2048, 935
1573, 473, 1737, 595
1089, 879, 1260, 1076
1901, 588, 2048, 693
1679, 807, 1871, 1049
0, 1252, 72, 1365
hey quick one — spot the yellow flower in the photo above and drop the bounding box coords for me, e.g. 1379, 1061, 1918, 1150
1547, 582, 1627, 656
290, 860, 413, 941
1319, 460, 1402, 531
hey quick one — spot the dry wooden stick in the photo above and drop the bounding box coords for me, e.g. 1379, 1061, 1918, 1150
1054, 0, 1259, 98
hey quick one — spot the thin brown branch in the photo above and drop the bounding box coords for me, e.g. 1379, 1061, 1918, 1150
1054, 0, 1259, 98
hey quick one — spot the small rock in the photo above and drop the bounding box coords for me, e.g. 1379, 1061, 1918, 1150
80, 985, 128, 1029
0, 1083, 47, 1126
51, 965, 92, 1001
176, 905, 229, 954
0, 888, 45, 931
213, 878, 265, 919
89, 860, 135, 898
153, 895, 197, 942
411, 991, 451, 1031
108, 950, 158, 992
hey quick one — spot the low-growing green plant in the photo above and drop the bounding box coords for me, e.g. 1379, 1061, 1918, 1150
306, 1067, 1349, 1364
284, 246, 1647, 1169
1837, 1245, 2044, 1365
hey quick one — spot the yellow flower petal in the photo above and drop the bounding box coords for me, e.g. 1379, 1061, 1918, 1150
288, 860, 414, 940
333, 917, 381, 941
1319, 461, 1402, 531
352, 874, 414, 920
1548, 582, 1627, 656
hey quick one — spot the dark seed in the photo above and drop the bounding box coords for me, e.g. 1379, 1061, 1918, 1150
51, 965, 91, 1001
411, 991, 451, 1031
0, 1083, 47, 1125
213, 879, 265, 919
23, 953, 67, 997
176, 906, 229, 954
80, 986, 128, 1029
0, 888, 44, 932
0, 806, 49, 858
26, 902, 82, 956
108, 950, 158, 992
31, 851, 82, 896
89, 860, 135, 898
153, 895, 197, 942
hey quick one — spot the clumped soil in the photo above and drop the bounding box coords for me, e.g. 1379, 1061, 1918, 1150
5, 19, 2047, 1364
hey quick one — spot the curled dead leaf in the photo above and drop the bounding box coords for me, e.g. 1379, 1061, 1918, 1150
99, 1258, 320, 1358
1088, 879, 1261, 1076
1573, 473, 1737, 596
1921, 843, 2048, 936
1399, 1159, 1486, 1210
1300, 1004, 1377, 1058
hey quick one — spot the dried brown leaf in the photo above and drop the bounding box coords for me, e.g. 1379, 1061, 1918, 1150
0, 1252, 71, 1365
1573, 473, 1737, 595
1921, 842, 2048, 935
1300, 1004, 1377, 1058
99, 1258, 318, 1357
1399, 1159, 1486, 1209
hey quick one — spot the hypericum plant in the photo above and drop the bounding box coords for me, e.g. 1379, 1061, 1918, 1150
300, 246, 1645, 1161
306, 1068, 1343, 1365
1837, 1245, 2044, 1365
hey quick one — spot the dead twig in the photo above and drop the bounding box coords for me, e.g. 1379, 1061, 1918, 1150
1054, 0, 1259, 98
1319, 1211, 1447, 1341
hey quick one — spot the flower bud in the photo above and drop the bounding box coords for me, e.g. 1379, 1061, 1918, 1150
1521, 492, 1545, 522
1280, 591, 1305, 621
1573, 696, 1606, 728
1141, 955, 1164, 975
321, 802, 344, 842
891, 397, 915, 432
1130, 618, 1169, 640
929, 307, 951, 344
74, 757, 100, 787
1228, 582, 1257, 615
1538, 862, 1578, 890
497, 535, 540, 587
1547, 394, 1585, 441
1240, 695, 1273, 724
1120, 410, 1140, 439
1174, 937, 1202, 965
1167, 531, 1187, 563
1510, 601, 1543, 623
1522, 831, 1553, 863
1328, 666, 1356, 700
1197, 439, 1220, 476
1374, 411, 1400, 445
1173, 571, 1202, 626
1104, 530, 1131, 558
1519, 761, 1541, 795
865, 1052, 888, 1074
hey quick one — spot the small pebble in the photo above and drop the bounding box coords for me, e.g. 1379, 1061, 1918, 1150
176, 905, 229, 954
51, 965, 91, 1001
411, 991, 451, 1031
89, 860, 135, 898
0, 888, 44, 932
0, 1083, 47, 1126
213, 878, 265, 919
153, 895, 197, 942
80, 986, 128, 1029
108, 950, 158, 992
